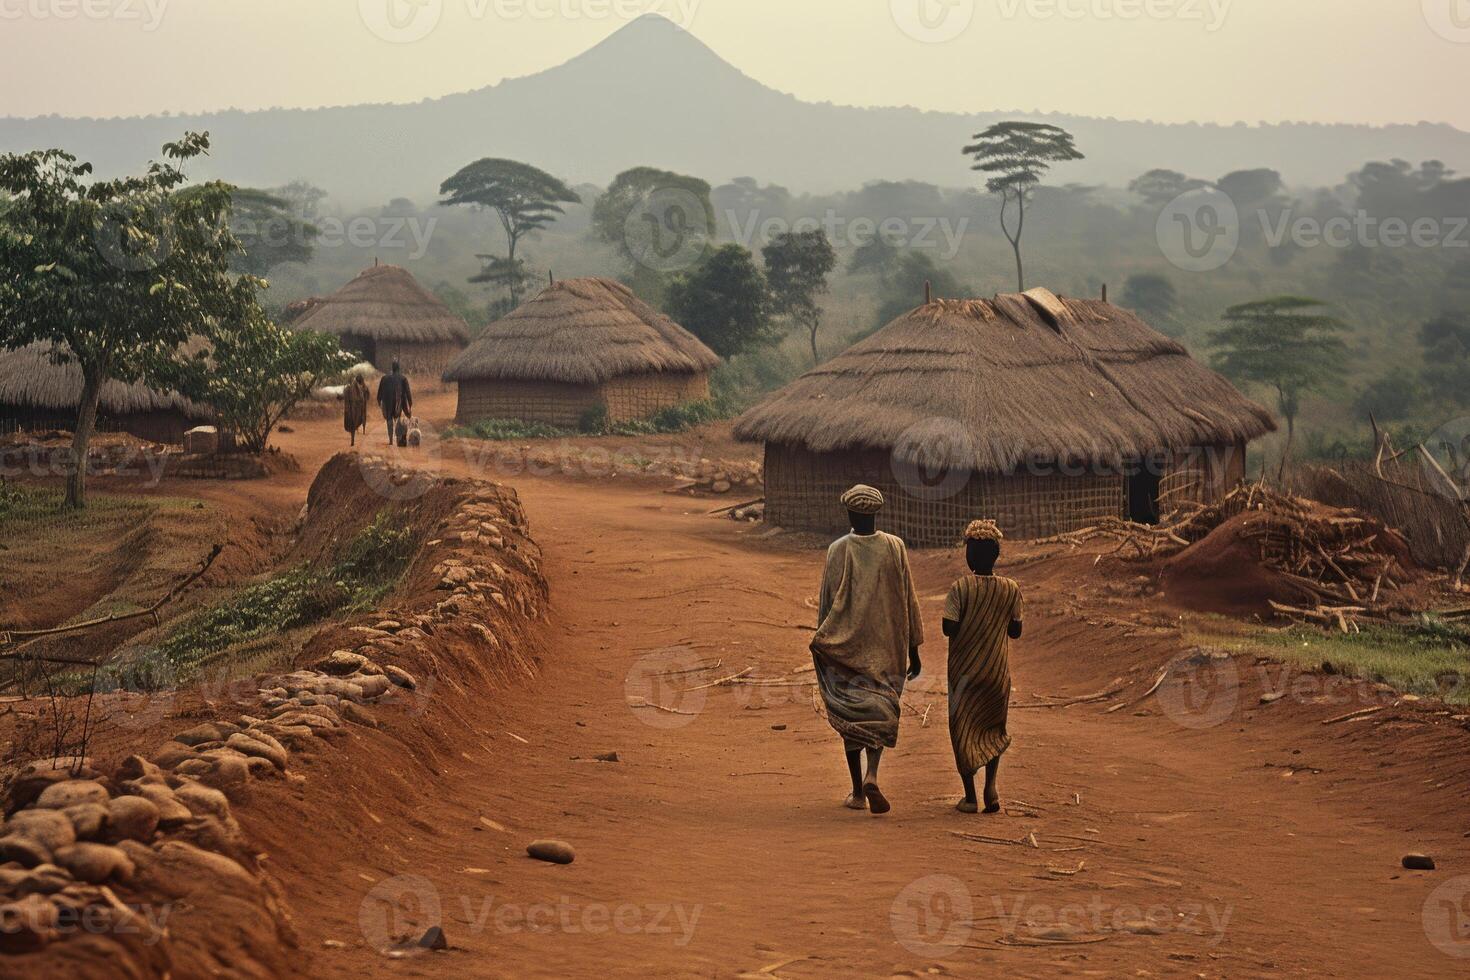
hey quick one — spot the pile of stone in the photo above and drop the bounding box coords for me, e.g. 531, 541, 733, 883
0, 464, 547, 966
668, 459, 763, 496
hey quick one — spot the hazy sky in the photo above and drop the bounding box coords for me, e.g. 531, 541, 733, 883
2, 0, 1466, 128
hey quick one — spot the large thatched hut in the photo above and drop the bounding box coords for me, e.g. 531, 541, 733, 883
0, 342, 212, 444
444, 277, 720, 427
292, 263, 469, 378
734, 289, 1276, 546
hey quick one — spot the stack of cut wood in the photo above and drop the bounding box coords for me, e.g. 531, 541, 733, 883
1044, 482, 1415, 631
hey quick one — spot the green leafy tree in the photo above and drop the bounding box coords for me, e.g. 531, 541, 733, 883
874, 252, 964, 329
963, 121, 1084, 290
1353, 369, 1423, 423
1208, 296, 1348, 459
1120, 273, 1179, 326
847, 230, 902, 284
1420, 311, 1470, 408
0, 132, 260, 509
1128, 169, 1208, 209
592, 166, 714, 300
763, 229, 836, 366
173, 311, 354, 454
223, 187, 318, 276
664, 244, 773, 360
469, 254, 537, 320
439, 158, 580, 307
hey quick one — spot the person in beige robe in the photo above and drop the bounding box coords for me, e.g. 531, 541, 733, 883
811, 485, 924, 815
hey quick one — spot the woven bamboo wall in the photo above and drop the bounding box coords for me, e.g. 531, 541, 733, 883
455, 371, 709, 428
368, 341, 464, 381
601, 372, 709, 423
455, 379, 603, 428
763, 441, 1246, 547
0, 405, 195, 445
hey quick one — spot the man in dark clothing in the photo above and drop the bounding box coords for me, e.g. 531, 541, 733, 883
375, 360, 413, 445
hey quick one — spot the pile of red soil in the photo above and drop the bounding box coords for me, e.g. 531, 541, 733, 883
1161, 511, 1325, 617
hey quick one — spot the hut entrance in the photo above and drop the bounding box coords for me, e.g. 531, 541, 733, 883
342, 334, 378, 368
1126, 465, 1162, 525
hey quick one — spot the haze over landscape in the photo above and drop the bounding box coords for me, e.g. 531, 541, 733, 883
4, 10, 1470, 201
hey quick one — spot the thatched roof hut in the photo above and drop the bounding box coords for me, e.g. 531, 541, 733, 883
735, 289, 1276, 545
444, 277, 720, 428
0, 342, 213, 445
292, 263, 469, 378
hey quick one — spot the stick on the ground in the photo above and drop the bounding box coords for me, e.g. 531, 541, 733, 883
0, 543, 224, 654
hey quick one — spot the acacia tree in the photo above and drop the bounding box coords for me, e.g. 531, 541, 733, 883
226, 187, 319, 276
962, 122, 1084, 291
0, 133, 259, 509
439, 158, 580, 307
763, 229, 836, 367
1208, 296, 1348, 461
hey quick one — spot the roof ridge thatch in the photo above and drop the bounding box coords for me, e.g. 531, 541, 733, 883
0, 341, 212, 420
443, 277, 720, 385
293, 264, 469, 344
733, 288, 1276, 472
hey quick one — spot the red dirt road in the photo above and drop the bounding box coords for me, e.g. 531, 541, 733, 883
158, 394, 1470, 976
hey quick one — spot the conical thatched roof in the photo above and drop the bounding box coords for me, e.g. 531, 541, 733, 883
734, 289, 1276, 472
443, 277, 720, 385
0, 342, 211, 420
292, 264, 469, 345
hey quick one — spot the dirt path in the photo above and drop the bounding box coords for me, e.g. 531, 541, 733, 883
220, 394, 1470, 976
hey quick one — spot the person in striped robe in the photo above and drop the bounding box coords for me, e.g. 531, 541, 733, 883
942, 519, 1023, 814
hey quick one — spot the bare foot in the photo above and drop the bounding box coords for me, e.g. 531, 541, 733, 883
843, 793, 867, 811
956, 800, 979, 814
983, 791, 1001, 814
863, 783, 891, 815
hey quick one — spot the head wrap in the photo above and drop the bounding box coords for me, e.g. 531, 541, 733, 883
964, 519, 1004, 543
840, 485, 885, 515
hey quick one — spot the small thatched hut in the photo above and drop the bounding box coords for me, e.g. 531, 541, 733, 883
292, 263, 469, 378
734, 289, 1277, 546
443, 277, 720, 428
0, 342, 212, 445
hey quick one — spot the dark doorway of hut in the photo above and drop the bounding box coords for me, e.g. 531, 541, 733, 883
1126, 465, 1162, 525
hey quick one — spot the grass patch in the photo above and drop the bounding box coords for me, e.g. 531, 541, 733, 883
446, 399, 728, 442
1192, 616, 1470, 705
106, 511, 415, 690
0, 482, 153, 532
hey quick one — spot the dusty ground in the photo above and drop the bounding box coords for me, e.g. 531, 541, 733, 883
9, 389, 1470, 977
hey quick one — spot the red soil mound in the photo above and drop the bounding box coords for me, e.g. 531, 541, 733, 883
1161, 511, 1322, 617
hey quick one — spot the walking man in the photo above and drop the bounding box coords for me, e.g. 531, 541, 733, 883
376, 360, 413, 446
811, 485, 923, 815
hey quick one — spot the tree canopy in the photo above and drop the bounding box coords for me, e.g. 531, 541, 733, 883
0, 132, 262, 508
592, 166, 714, 300
439, 158, 580, 307
962, 121, 1084, 291
1208, 296, 1348, 457
763, 229, 836, 367
664, 244, 773, 360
